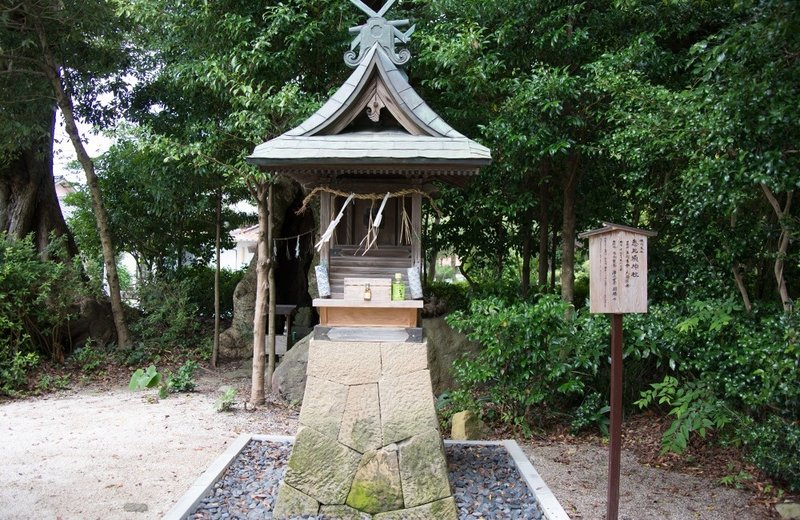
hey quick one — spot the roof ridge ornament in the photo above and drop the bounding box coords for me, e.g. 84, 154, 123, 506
344, 0, 415, 68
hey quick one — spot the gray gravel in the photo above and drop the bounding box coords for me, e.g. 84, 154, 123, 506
191, 441, 543, 519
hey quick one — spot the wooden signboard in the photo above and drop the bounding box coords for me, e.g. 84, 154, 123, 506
580, 223, 657, 314
578, 222, 656, 520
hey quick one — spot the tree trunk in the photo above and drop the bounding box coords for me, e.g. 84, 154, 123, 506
729, 213, 752, 313
266, 183, 277, 391
550, 222, 558, 291
761, 184, 794, 312
560, 152, 580, 311
520, 207, 534, 298
0, 108, 76, 256
731, 264, 752, 313
250, 183, 269, 405
211, 188, 221, 368
34, 19, 130, 348
538, 181, 549, 288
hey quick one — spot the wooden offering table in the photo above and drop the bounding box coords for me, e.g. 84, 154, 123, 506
314, 298, 422, 328
314, 276, 422, 329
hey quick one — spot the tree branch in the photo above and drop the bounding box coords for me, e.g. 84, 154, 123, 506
761, 183, 783, 217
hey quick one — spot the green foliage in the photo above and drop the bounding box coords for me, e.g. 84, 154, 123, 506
741, 416, 800, 492
0, 352, 39, 396
215, 387, 237, 412
71, 342, 107, 373
447, 295, 579, 434
0, 0, 133, 162
570, 392, 610, 436
35, 373, 71, 394
182, 265, 246, 319
165, 360, 198, 393
718, 464, 753, 490
0, 234, 87, 394
128, 359, 197, 397
631, 300, 800, 486
131, 278, 200, 352
636, 377, 732, 453
424, 281, 470, 316
128, 365, 162, 391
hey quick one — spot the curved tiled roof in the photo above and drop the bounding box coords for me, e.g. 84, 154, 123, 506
247, 44, 491, 173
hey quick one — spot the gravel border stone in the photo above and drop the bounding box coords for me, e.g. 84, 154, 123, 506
167, 435, 568, 520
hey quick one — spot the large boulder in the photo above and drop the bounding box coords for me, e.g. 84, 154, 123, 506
423, 316, 482, 395
271, 317, 481, 406
271, 333, 312, 405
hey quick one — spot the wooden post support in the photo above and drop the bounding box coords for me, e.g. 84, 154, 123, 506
607, 313, 624, 520
578, 223, 656, 520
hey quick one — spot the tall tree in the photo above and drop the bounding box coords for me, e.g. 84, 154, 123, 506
1, 0, 133, 346
122, 0, 359, 401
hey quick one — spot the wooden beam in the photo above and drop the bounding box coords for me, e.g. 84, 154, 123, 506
319, 192, 331, 266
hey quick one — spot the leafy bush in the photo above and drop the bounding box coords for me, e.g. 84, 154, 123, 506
215, 387, 237, 412
742, 416, 800, 492
631, 298, 800, 488
165, 360, 198, 393
571, 392, 610, 435
636, 376, 732, 452
447, 295, 584, 434
181, 265, 246, 320
131, 278, 200, 352
424, 281, 470, 316
129, 365, 162, 391
71, 341, 107, 373
0, 234, 86, 394
0, 352, 39, 396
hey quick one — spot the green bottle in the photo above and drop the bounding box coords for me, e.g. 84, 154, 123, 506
391, 273, 405, 301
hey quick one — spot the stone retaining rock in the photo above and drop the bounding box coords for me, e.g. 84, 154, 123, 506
398, 429, 452, 508
271, 318, 482, 407
346, 449, 404, 513
275, 339, 457, 519
450, 410, 489, 440
272, 482, 319, 518
283, 427, 361, 506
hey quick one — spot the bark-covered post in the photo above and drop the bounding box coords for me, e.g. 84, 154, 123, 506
250, 182, 270, 405
33, 17, 130, 349
211, 188, 222, 368
266, 182, 277, 390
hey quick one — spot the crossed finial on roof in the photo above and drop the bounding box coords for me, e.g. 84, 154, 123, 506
345, 0, 415, 68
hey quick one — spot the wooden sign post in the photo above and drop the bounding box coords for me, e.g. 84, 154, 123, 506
579, 222, 656, 520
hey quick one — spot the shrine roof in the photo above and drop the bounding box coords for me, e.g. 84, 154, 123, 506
247, 44, 491, 175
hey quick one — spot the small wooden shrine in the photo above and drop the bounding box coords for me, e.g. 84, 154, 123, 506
246, 2, 491, 518
247, 0, 490, 337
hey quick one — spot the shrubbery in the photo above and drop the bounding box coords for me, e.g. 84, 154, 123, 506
131, 277, 200, 353
181, 265, 245, 320
447, 295, 581, 434
0, 235, 86, 395
448, 293, 800, 490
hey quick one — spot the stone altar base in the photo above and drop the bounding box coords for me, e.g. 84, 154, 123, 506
272, 339, 457, 519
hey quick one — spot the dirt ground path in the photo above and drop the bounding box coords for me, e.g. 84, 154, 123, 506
521, 441, 766, 520
0, 366, 767, 520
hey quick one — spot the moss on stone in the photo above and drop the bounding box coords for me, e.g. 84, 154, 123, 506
346, 449, 403, 514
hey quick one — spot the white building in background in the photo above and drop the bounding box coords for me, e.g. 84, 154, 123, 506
225, 224, 258, 269
54, 176, 77, 220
